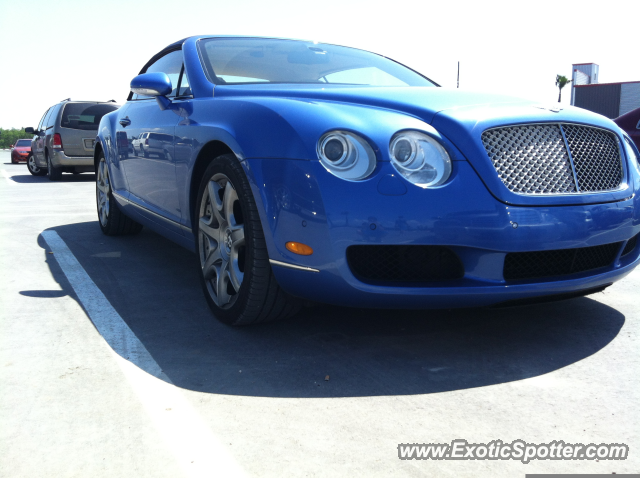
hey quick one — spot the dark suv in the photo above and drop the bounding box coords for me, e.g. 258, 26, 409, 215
25, 100, 119, 179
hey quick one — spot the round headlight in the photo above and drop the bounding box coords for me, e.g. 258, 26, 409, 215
317, 131, 376, 181
389, 131, 452, 187
323, 137, 346, 162
391, 138, 415, 164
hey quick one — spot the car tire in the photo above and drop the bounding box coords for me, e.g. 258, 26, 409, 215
195, 154, 301, 325
47, 153, 62, 181
96, 153, 143, 236
27, 155, 46, 176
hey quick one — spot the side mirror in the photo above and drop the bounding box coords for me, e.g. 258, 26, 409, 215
24, 127, 35, 134
10, 144, 14, 148
130, 72, 172, 97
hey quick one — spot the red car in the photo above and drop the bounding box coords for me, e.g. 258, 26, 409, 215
10, 139, 32, 163
614, 107, 640, 151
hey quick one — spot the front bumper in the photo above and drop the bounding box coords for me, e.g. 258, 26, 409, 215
243, 158, 640, 308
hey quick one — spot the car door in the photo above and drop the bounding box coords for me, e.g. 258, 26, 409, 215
117, 50, 183, 225
33, 108, 49, 164
172, 65, 197, 228
42, 104, 62, 160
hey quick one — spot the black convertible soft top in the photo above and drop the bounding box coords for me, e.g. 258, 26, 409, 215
126, 38, 188, 101
138, 37, 187, 75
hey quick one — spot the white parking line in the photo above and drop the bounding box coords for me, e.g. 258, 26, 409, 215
41, 230, 246, 478
1, 169, 16, 185
2, 213, 97, 218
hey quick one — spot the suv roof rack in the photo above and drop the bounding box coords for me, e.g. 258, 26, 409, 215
60, 98, 71, 102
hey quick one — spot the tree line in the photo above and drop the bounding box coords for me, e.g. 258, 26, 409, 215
0, 128, 34, 149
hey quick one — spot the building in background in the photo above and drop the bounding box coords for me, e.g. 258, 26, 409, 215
570, 62, 640, 119
571, 63, 599, 104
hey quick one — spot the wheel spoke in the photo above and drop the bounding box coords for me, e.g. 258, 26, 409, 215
208, 181, 225, 226
230, 226, 244, 248
97, 160, 110, 225
228, 225, 244, 292
202, 245, 222, 280
199, 217, 218, 241
97, 163, 107, 192
223, 184, 238, 225
216, 261, 231, 305
228, 259, 244, 291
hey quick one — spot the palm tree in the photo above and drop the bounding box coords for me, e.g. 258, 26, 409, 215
556, 75, 572, 103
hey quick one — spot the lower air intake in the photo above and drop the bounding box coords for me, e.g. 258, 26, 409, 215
347, 245, 464, 284
504, 242, 622, 281
621, 234, 638, 257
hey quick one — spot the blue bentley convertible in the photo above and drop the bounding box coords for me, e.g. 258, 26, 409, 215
95, 36, 640, 325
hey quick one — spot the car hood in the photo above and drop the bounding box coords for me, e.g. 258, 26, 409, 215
214, 85, 535, 124
214, 84, 630, 207
214, 83, 620, 135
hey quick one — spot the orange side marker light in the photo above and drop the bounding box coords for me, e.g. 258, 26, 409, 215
286, 242, 313, 256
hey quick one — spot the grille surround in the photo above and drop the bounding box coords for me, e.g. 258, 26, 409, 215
347, 245, 464, 284
503, 242, 622, 281
482, 123, 623, 195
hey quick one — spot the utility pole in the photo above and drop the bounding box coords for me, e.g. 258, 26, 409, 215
457, 61, 460, 88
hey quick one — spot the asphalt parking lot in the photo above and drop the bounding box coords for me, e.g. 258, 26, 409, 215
1, 150, 639, 477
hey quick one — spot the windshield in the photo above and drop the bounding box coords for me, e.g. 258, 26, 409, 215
16, 139, 31, 146
61, 103, 119, 131
198, 38, 436, 87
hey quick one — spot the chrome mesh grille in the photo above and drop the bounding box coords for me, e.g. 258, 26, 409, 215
482, 125, 576, 194
562, 125, 622, 192
481, 124, 622, 195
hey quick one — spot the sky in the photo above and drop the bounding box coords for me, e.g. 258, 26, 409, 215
0, 0, 637, 129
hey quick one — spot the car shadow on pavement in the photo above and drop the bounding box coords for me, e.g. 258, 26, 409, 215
37, 221, 626, 398
9, 173, 96, 183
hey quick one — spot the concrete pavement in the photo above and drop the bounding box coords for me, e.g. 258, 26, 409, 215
1, 151, 638, 477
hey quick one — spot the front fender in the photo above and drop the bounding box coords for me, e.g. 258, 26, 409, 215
96, 105, 130, 193
176, 96, 470, 234
179, 96, 468, 162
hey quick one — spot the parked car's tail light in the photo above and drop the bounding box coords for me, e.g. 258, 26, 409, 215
317, 131, 376, 181
389, 131, 451, 188
53, 133, 63, 150
145, 138, 149, 145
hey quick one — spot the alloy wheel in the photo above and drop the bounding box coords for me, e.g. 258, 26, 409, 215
96, 159, 110, 227
198, 173, 246, 308
28, 156, 40, 174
